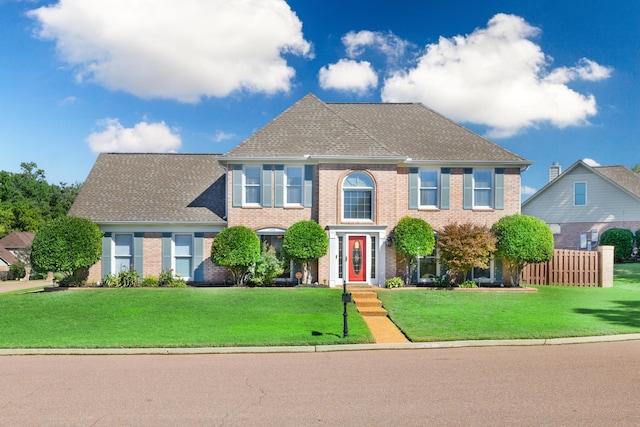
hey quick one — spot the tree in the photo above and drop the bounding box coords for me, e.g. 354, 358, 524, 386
249, 242, 285, 286
491, 214, 554, 286
437, 222, 496, 284
30, 216, 103, 284
210, 226, 261, 286
631, 163, 640, 174
393, 216, 435, 284
600, 228, 634, 262
282, 220, 328, 285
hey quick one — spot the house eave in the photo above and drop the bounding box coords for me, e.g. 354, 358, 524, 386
402, 159, 532, 168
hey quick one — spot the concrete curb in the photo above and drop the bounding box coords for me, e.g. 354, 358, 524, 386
1, 333, 639, 356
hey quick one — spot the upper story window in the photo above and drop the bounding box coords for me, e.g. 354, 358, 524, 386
574, 182, 586, 206
285, 166, 303, 205
343, 172, 374, 221
473, 170, 493, 208
244, 166, 261, 205
419, 170, 438, 207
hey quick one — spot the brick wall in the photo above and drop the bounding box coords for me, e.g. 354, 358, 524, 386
554, 221, 640, 250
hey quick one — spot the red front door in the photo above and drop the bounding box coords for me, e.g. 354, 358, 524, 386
348, 236, 367, 282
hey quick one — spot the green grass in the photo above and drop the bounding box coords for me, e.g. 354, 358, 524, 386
0, 288, 373, 348
377, 263, 640, 342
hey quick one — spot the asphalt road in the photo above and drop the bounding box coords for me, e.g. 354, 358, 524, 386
1, 341, 639, 426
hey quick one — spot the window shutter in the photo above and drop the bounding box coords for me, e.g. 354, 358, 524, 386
134, 232, 144, 277
262, 164, 272, 207
409, 167, 419, 210
162, 233, 172, 272
101, 233, 112, 279
440, 168, 450, 210
463, 168, 473, 210
232, 164, 243, 207
304, 165, 314, 207
274, 164, 284, 207
494, 168, 504, 210
193, 233, 204, 281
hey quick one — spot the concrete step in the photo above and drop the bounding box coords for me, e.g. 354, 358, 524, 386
357, 306, 388, 317
353, 299, 383, 308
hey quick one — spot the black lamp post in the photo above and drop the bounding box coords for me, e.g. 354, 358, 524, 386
342, 281, 351, 337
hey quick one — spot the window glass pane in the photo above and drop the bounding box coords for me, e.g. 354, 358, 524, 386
115, 257, 131, 272
420, 189, 437, 206
114, 234, 132, 256
474, 170, 492, 188
175, 235, 192, 256
344, 190, 372, 219
344, 172, 373, 188
287, 186, 302, 204
245, 167, 260, 185
245, 167, 261, 204
474, 189, 491, 207
338, 236, 343, 279
418, 253, 437, 279
420, 170, 437, 188
473, 266, 491, 280
245, 187, 260, 204
175, 257, 192, 278
575, 183, 586, 205
370, 237, 376, 279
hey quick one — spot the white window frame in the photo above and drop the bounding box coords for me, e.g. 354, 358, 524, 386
342, 172, 374, 222
173, 233, 194, 281
419, 169, 439, 208
243, 166, 261, 206
472, 257, 494, 284
113, 233, 133, 273
473, 169, 493, 208
285, 165, 303, 206
574, 182, 587, 206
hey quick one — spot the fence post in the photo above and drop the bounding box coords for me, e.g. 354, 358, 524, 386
598, 245, 614, 288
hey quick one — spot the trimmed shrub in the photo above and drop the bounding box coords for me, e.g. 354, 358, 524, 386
600, 228, 634, 262
282, 220, 328, 285
385, 277, 404, 288
393, 216, 435, 285
459, 280, 478, 288
211, 226, 261, 286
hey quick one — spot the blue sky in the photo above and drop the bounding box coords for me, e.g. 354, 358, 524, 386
1, 0, 638, 200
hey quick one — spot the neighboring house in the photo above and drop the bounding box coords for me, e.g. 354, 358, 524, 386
522, 160, 640, 250
0, 231, 34, 272
70, 93, 531, 287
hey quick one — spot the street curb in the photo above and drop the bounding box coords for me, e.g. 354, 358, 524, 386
1, 333, 639, 356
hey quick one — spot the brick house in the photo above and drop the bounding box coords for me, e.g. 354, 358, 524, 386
523, 160, 640, 250
70, 94, 530, 287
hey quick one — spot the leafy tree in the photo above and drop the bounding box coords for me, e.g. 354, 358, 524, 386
30, 216, 103, 284
210, 226, 261, 286
249, 242, 285, 286
600, 228, 634, 262
282, 220, 328, 285
438, 222, 496, 284
631, 163, 640, 174
393, 216, 435, 284
491, 214, 554, 286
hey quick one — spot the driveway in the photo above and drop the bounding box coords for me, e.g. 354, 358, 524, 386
1, 341, 639, 425
0, 280, 49, 293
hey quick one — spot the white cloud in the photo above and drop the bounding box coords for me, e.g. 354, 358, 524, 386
319, 59, 378, 94
28, 0, 312, 102
521, 185, 537, 195
582, 158, 601, 167
212, 130, 235, 143
381, 13, 613, 138
58, 96, 76, 106
342, 30, 412, 65
87, 119, 181, 153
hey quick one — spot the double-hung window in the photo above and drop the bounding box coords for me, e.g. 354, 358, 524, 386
419, 170, 438, 207
114, 233, 133, 273
285, 166, 303, 205
343, 172, 374, 221
244, 167, 261, 205
574, 182, 586, 206
473, 170, 493, 208
174, 234, 193, 280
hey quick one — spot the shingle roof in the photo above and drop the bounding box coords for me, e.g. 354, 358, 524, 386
0, 245, 18, 265
223, 93, 529, 164
0, 232, 34, 250
594, 165, 640, 199
69, 153, 226, 223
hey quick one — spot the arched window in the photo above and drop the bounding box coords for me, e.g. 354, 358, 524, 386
342, 172, 374, 221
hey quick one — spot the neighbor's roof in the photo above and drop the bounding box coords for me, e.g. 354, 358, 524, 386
69, 153, 226, 223
0, 245, 18, 265
221, 93, 530, 165
0, 231, 34, 249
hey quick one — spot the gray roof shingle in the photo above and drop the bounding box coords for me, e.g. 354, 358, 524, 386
223, 93, 529, 164
594, 165, 640, 199
69, 153, 226, 223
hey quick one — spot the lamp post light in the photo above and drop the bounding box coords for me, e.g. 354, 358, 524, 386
342, 281, 351, 338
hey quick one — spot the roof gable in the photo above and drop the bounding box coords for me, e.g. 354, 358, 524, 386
0, 232, 34, 249
69, 153, 226, 224
222, 93, 529, 164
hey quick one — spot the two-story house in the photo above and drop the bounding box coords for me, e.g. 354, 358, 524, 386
522, 160, 640, 250
70, 94, 530, 287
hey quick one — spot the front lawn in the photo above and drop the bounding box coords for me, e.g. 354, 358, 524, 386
377, 263, 640, 341
0, 288, 373, 348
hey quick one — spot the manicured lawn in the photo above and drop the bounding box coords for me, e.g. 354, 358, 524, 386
0, 287, 373, 348
377, 263, 640, 342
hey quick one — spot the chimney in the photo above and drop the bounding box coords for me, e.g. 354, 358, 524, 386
549, 162, 561, 182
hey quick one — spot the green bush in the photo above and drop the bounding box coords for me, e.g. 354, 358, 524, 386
459, 280, 478, 288
211, 226, 261, 286
385, 277, 404, 288
9, 262, 26, 280
393, 216, 435, 284
601, 228, 634, 262
282, 220, 328, 285
117, 269, 139, 287
140, 276, 159, 287
249, 242, 285, 287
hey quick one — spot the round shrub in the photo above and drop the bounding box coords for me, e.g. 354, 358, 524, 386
9, 262, 26, 280
600, 228, 634, 262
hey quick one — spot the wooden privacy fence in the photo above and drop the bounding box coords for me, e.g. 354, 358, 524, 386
521, 249, 600, 287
